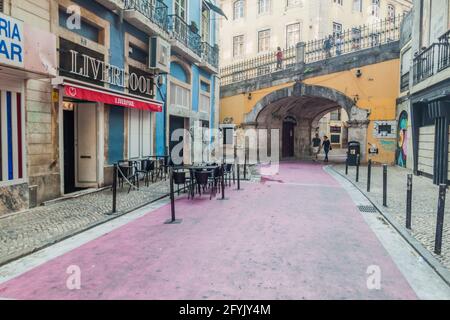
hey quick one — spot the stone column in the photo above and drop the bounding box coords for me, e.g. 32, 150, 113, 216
347, 105, 370, 162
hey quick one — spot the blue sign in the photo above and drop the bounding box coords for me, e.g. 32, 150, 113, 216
0, 13, 24, 68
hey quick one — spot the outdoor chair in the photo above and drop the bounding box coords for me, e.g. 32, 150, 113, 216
137, 159, 155, 187
194, 170, 213, 199
173, 170, 192, 198
118, 161, 139, 193
224, 163, 234, 187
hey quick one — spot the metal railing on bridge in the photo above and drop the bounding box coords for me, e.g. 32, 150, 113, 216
220, 15, 404, 86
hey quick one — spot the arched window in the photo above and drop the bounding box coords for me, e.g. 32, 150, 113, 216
233, 0, 245, 20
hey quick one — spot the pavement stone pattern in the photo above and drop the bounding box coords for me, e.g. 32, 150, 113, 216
333, 164, 450, 270
0, 166, 257, 267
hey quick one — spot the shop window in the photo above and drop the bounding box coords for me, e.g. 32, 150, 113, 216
0, 91, 24, 183
128, 109, 152, 159
58, 7, 102, 43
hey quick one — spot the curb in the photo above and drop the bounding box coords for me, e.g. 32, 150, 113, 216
329, 165, 450, 288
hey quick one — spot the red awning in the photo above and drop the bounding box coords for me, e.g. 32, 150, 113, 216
64, 84, 163, 112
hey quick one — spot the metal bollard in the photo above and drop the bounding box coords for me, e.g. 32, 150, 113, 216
367, 159, 372, 192
406, 174, 413, 230
218, 164, 229, 200
111, 163, 118, 214
383, 164, 388, 207
356, 155, 360, 182
244, 150, 248, 180
165, 167, 182, 224
345, 158, 349, 175
434, 184, 447, 255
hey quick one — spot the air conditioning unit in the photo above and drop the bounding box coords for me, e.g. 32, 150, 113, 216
149, 36, 171, 74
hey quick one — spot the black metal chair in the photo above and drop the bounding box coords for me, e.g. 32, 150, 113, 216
156, 158, 168, 181
173, 170, 192, 198
224, 163, 233, 187
117, 161, 139, 193
137, 159, 155, 187
194, 170, 213, 199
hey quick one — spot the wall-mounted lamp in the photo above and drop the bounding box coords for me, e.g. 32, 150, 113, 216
353, 94, 360, 103
248, 93, 252, 100
355, 69, 362, 78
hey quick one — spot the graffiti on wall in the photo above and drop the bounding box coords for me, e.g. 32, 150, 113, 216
396, 111, 408, 168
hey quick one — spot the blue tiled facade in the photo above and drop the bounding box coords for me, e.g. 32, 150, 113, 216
60, 0, 219, 161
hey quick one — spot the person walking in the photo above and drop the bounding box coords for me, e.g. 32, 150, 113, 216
276, 47, 283, 69
322, 136, 332, 162
335, 34, 343, 56
323, 35, 333, 59
311, 134, 321, 161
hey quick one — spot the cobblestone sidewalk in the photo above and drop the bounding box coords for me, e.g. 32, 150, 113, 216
0, 166, 258, 267
333, 164, 450, 270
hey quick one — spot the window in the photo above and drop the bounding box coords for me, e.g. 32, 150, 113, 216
286, 23, 301, 48
128, 109, 153, 159
401, 48, 411, 75
59, 7, 101, 43
128, 44, 148, 65
0, 0, 4, 13
201, 5, 210, 43
333, 22, 342, 37
352, 0, 362, 12
258, 0, 270, 14
286, 0, 302, 7
371, 0, 380, 17
334, 0, 343, 5
170, 82, 190, 109
200, 94, 210, 113
175, 0, 187, 20
233, 0, 245, 20
258, 29, 271, 53
387, 4, 396, 20
330, 110, 341, 121
233, 35, 245, 57
1, 90, 25, 183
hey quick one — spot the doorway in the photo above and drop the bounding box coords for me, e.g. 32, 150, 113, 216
63, 109, 77, 194
282, 117, 296, 158
63, 102, 98, 194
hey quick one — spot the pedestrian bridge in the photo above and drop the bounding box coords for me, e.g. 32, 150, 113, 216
219, 16, 404, 164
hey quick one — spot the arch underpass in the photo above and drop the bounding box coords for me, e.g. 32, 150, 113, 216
244, 83, 369, 159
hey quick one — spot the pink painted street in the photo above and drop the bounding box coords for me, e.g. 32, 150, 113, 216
2, 163, 445, 300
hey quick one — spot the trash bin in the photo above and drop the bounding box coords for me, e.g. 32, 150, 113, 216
347, 141, 361, 166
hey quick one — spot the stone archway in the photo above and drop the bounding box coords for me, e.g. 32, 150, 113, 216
243, 82, 370, 160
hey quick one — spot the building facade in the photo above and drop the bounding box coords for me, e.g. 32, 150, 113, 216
0, 0, 57, 214
0, 0, 221, 216
397, 0, 450, 185
219, 0, 412, 64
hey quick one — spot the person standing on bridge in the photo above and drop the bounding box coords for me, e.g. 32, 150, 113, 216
276, 47, 283, 69
322, 136, 332, 162
323, 35, 333, 59
312, 134, 321, 161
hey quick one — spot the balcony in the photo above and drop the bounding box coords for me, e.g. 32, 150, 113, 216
413, 30, 450, 85
167, 15, 202, 63
123, 0, 169, 37
199, 42, 219, 73
94, 0, 124, 11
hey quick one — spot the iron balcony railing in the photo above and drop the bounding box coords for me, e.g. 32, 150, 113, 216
201, 42, 219, 68
413, 30, 450, 85
400, 72, 410, 92
220, 15, 404, 86
167, 14, 202, 57
123, 0, 168, 31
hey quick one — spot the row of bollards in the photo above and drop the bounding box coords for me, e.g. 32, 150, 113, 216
348, 159, 447, 256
